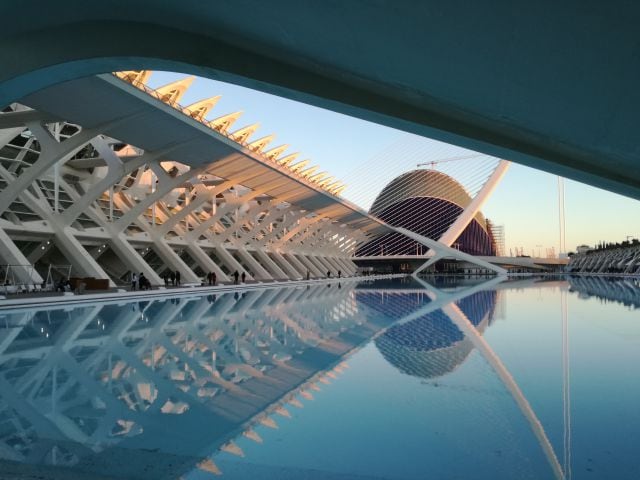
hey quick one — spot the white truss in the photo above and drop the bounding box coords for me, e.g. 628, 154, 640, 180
0, 103, 360, 287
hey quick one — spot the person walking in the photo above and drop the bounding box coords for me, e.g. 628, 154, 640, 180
163, 272, 169, 287
211, 272, 216, 286
338, 270, 341, 278
131, 272, 137, 291
175, 270, 181, 286
327, 270, 331, 278
241, 271, 246, 283
170, 271, 176, 286
233, 271, 239, 285
306, 270, 310, 280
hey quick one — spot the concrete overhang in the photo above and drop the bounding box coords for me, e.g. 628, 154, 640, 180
1, 1, 639, 199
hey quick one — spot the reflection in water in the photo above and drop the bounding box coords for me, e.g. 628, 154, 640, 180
0, 283, 386, 479
363, 290, 497, 379
1, 276, 636, 479
568, 275, 640, 308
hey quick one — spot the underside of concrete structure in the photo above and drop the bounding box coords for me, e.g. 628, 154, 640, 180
1, 1, 639, 200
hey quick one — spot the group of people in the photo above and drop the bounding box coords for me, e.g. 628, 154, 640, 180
130, 272, 151, 291
130, 266, 344, 291
162, 270, 181, 287
232, 271, 247, 284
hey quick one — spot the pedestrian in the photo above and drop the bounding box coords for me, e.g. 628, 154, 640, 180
241, 271, 246, 283
233, 271, 239, 285
338, 270, 341, 278
327, 270, 331, 278
175, 270, 181, 286
163, 272, 169, 287
306, 270, 310, 280
170, 271, 176, 286
131, 272, 137, 291
212, 272, 216, 286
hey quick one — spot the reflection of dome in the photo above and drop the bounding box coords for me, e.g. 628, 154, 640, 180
357, 169, 496, 256
373, 291, 497, 379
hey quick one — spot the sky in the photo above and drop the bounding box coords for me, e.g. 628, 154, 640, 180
146, 72, 640, 256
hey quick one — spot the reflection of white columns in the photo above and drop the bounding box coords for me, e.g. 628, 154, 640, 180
438, 160, 510, 247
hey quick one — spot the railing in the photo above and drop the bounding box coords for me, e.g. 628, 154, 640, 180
0, 264, 43, 295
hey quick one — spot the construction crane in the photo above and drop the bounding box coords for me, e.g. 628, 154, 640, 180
417, 153, 484, 169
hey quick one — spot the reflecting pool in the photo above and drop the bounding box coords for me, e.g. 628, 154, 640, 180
0, 276, 639, 479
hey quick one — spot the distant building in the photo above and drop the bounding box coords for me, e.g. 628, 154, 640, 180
576, 245, 591, 254
354, 169, 497, 272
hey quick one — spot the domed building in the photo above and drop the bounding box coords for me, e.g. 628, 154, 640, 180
355, 169, 498, 271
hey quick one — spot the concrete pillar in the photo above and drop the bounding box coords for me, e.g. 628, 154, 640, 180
0, 228, 43, 284
252, 249, 288, 279
296, 254, 324, 278
269, 250, 302, 279
235, 247, 272, 280
185, 244, 230, 282
53, 227, 115, 286
213, 246, 251, 280
282, 252, 311, 277
108, 233, 162, 285
151, 239, 200, 284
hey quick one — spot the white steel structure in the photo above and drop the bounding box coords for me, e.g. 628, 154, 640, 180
0, 72, 381, 287
0, 70, 507, 287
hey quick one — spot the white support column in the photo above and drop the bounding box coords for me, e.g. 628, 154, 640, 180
313, 255, 338, 276
252, 249, 288, 279
108, 233, 163, 285
394, 227, 507, 275
150, 239, 200, 284
0, 124, 97, 216
282, 252, 312, 277
438, 160, 510, 247
0, 228, 44, 284
337, 257, 358, 275
213, 246, 250, 280
305, 254, 331, 277
269, 250, 303, 279
292, 253, 324, 278
235, 247, 272, 280
53, 227, 116, 286
185, 244, 230, 282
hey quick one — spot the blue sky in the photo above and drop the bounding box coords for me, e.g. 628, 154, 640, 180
147, 72, 640, 256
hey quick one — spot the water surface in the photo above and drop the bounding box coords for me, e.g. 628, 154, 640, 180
0, 276, 638, 479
